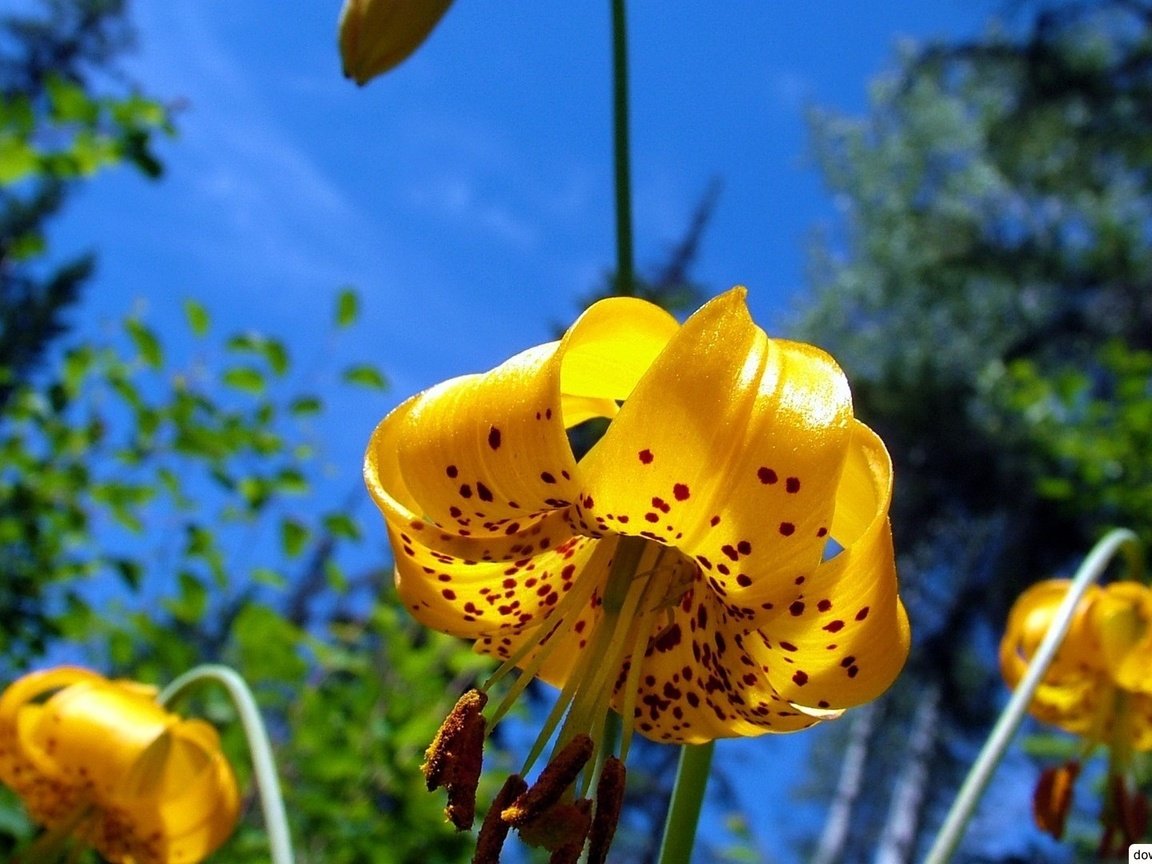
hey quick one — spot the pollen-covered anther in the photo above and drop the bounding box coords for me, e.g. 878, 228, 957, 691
474, 774, 528, 864
586, 756, 626, 864
422, 689, 488, 830
517, 798, 592, 860
500, 734, 594, 828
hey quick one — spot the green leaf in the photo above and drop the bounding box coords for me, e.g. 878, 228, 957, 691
184, 299, 211, 336
342, 364, 388, 391
289, 396, 323, 416
323, 512, 362, 541
126, 319, 163, 368
281, 517, 310, 558
223, 366, 265, 395
336, 287, 360, 328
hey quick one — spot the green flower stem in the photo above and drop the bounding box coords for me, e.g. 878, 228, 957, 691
923, 527, 1143, 864
159, 664, 296, 864
657, 740, 715, 864
611, 0, 635, 297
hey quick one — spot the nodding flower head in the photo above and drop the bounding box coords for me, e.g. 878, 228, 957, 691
0, 666, 240, 864
365, 287, 909, 860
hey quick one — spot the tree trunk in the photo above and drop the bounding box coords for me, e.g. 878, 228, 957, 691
873, 682, 942, 864
812, 701, 879, 864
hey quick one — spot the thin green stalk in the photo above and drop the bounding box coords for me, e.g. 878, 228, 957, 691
923, 527, 1143, 864
611, 0, 635, 297
658, 741, 715, 864
159, 664, 295, 864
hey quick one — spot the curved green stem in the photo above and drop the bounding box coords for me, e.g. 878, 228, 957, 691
657, 740, 715, 864
611, 0, 635, 297
159, 664, 295, 864
923, 527, 1143, 864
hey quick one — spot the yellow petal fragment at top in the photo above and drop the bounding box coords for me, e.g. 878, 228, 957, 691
338, 0, 454, 84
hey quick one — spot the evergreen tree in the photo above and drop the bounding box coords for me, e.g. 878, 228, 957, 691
792, 1, 1152, 859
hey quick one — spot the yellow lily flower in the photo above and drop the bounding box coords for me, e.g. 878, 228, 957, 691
1000, 578, 1152, 851
0, 667, 240, 864
365, 287, 908, 857
338, 0, 455, 85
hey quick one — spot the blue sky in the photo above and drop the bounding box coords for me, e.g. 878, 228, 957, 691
56, 1, 996, 481
44, 1, 1061, 860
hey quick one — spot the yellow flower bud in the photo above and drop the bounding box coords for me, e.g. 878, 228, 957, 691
338, 0, 455, 85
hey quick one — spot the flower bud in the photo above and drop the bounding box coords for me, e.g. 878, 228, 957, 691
338, 0, 454, 85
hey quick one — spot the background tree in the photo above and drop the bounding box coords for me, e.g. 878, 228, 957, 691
0, 0, 171, 406
791, 0, 1152, 859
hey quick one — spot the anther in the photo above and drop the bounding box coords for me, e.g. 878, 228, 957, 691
501, 734, 594, 827
473, 774, 528, 864
517, 798, 592, 860
423, 689, 487, 830
586, 756, 626, 864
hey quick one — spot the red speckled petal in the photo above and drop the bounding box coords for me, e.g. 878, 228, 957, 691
743, 421, 909, 711
575, 287, 851, 595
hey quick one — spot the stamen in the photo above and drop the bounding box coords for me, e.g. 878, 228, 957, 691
502, 733, 593, 827
517, 798, 591, 860
586, 757, 627, 864
486, 564, 606, 731
473, 774, 527, 864
423, 689, 487, 829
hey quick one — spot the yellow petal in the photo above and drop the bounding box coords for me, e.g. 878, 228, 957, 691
576, 287, 852, 604
113, 720, 240, 864
366, 297, 677, 537
0, 666, 104, 786
25, 680, 171, 801
364, 297, 679, 637
338, 0, 454, 84
741, 420, 909, 710
1094, 582, 1152, 694
998, 579, 1123, 737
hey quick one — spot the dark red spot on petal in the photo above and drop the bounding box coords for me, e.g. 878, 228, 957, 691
476, 482, 494, 502
638, 449, 654, 464
817, 599, 832, 612
737, 540, 752, 555
785, 477, 801, 494
789, 601, 805, 616
736, 574, 752, 588
540, 472, 556, 484
823, 620, 845, 633
779, 522, 795, 536
757, 467, 778, 485
792, 670, 808, 686
459, 484, 473, 499
488, 427, 502, 449
446, 465, 459, 478
855, 607, 870, 621
673, 483, 690, 501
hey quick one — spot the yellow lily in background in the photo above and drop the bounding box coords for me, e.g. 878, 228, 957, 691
338, 0, 455, 85
0, 666, 240, 864
1000, 578, 1152, 853
365, 287, 908, 859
